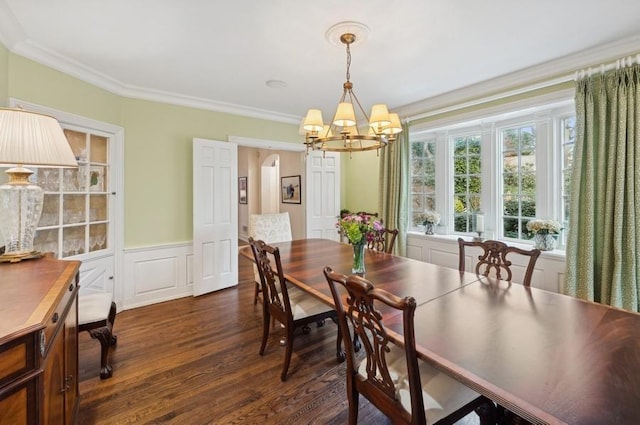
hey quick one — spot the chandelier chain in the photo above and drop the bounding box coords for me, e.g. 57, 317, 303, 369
345, 42, 351, 83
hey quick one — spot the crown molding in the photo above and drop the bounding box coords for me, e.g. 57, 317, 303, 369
397, 34, 640, 121
3, 8, 639, 127
7, 37, 301, 125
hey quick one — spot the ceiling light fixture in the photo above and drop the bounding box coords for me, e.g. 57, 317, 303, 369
302, 23, 402, 155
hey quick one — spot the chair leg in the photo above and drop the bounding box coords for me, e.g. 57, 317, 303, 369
260, 311, 271, 355
333, 318, 345, 362
88, 327, 114, 379
107, 301, 118, 346
253, 281, 261, 305
347, 386, 359, 425
280, 326, 294, 381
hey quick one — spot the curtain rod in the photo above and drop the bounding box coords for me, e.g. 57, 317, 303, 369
574, 54, 640, 80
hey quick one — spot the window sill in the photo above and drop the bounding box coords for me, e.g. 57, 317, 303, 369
406, 231, 566, 260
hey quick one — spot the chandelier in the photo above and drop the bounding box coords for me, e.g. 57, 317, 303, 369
302, 26, 401, 154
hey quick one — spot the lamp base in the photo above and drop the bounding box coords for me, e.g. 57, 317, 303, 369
0, 250, 43, 263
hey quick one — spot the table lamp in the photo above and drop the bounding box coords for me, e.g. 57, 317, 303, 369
0, 107, 77, 262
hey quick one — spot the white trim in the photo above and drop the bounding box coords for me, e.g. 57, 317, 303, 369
410, 90, 574, 134
398, 35, 640, 121
228, 135, 305, 152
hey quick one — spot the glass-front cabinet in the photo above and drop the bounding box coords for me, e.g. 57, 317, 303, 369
33, 129, 111, 259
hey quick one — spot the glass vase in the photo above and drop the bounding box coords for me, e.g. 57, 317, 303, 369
534, 233, 556, 251
352, 241, 366, 275
424, 222, 434, 235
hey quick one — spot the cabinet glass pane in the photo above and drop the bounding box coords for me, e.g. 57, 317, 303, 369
90, 135, 108, 164
39, 195, 59, 227
89, 223, 107, 252
63, 130, 88, 162
34, 229, 59, 258
63, 195, 86, 225
89, 195, 108, 222
62, 226, 85, 257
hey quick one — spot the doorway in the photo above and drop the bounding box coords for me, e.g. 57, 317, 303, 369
260, 153, 280, 214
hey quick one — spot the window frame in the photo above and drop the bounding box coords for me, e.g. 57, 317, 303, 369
409, 95, 575, 249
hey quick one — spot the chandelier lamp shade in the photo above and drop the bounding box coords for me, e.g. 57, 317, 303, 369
302, 27, 402, 154
0, 107, 77, 262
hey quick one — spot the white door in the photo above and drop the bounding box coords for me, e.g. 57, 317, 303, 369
193, 138, 238, 296
306, 151, 341, 240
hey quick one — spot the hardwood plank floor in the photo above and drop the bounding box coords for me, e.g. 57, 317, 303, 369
77, 252, 392, 424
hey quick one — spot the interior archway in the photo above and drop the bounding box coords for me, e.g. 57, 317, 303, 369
260, 153, 280, 214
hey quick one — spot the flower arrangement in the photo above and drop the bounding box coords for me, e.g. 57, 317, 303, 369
337, 212, 384, 244
416, 210, 441, 225
526, 219, 562, 235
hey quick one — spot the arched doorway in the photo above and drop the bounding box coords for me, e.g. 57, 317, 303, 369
260, 153, 280, 214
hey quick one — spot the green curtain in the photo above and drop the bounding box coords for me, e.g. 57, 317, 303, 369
378, 122, 410, 256
565, 64, 640, 311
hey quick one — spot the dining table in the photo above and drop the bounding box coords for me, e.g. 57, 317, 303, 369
239, 238, 640, 425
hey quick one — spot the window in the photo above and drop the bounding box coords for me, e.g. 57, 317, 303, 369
410, 139, 437, 226
409, 98, 574, 248
500, 124, 536, 240
452, 134, 482, 232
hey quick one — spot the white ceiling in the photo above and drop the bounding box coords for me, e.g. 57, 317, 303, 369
1, 0, 640, 124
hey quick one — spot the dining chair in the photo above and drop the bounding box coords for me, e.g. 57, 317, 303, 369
323, 267, 496, 425
248, 212, 293, 304
78, 292, 118, 379
367, 228, 399, 254
249, 238, 343, 381
457, 238, 541, 286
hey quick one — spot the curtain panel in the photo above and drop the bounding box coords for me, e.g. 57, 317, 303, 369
378, 123, 410, 256
566, 65, 640, 311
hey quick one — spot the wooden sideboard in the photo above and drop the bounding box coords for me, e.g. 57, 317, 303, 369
0, 256, 81, 425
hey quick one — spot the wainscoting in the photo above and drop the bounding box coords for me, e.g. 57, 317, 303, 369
122, 242, 194, 310
119, 235, 566, 311
406, 233, 566, 293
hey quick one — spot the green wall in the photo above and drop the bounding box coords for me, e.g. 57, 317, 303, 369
121, 98, 299, 247
0, 43, 8, 106
341, 150, 380, 214
8, 55, 122, 124
4, 50, 302, 248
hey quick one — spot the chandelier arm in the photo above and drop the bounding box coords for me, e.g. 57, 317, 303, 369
348, 89, 371, 126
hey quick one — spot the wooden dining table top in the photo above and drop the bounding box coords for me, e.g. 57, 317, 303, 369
240, 238, 640, 424
239, 238, 480, 307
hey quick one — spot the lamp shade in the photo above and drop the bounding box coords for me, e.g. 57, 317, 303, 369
302, 109, 324, 132
369, 104, 391, 128
0, 108, 77, 168
382, 113, 402, 135
333, 102, 356, 127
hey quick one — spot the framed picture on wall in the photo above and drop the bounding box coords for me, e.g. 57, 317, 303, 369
281, 175, 301, 204
239, 177, 247, 204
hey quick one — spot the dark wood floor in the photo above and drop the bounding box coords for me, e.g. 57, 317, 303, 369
77, 251, 392, 424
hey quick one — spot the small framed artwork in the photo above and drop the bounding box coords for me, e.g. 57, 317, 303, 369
281, 175, 301, 204
238, 177, 247, 204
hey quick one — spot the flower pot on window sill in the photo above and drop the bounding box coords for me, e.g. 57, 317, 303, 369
534, 233, 557, 251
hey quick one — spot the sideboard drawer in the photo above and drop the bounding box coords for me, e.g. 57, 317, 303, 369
41, 279, 76, 356
0, 334, 36, 387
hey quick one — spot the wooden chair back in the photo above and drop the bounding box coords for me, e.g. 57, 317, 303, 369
248, 237, 291, 327
324, 267, 423, 424
367, 228, 399, 254
457, 238, 541, 286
